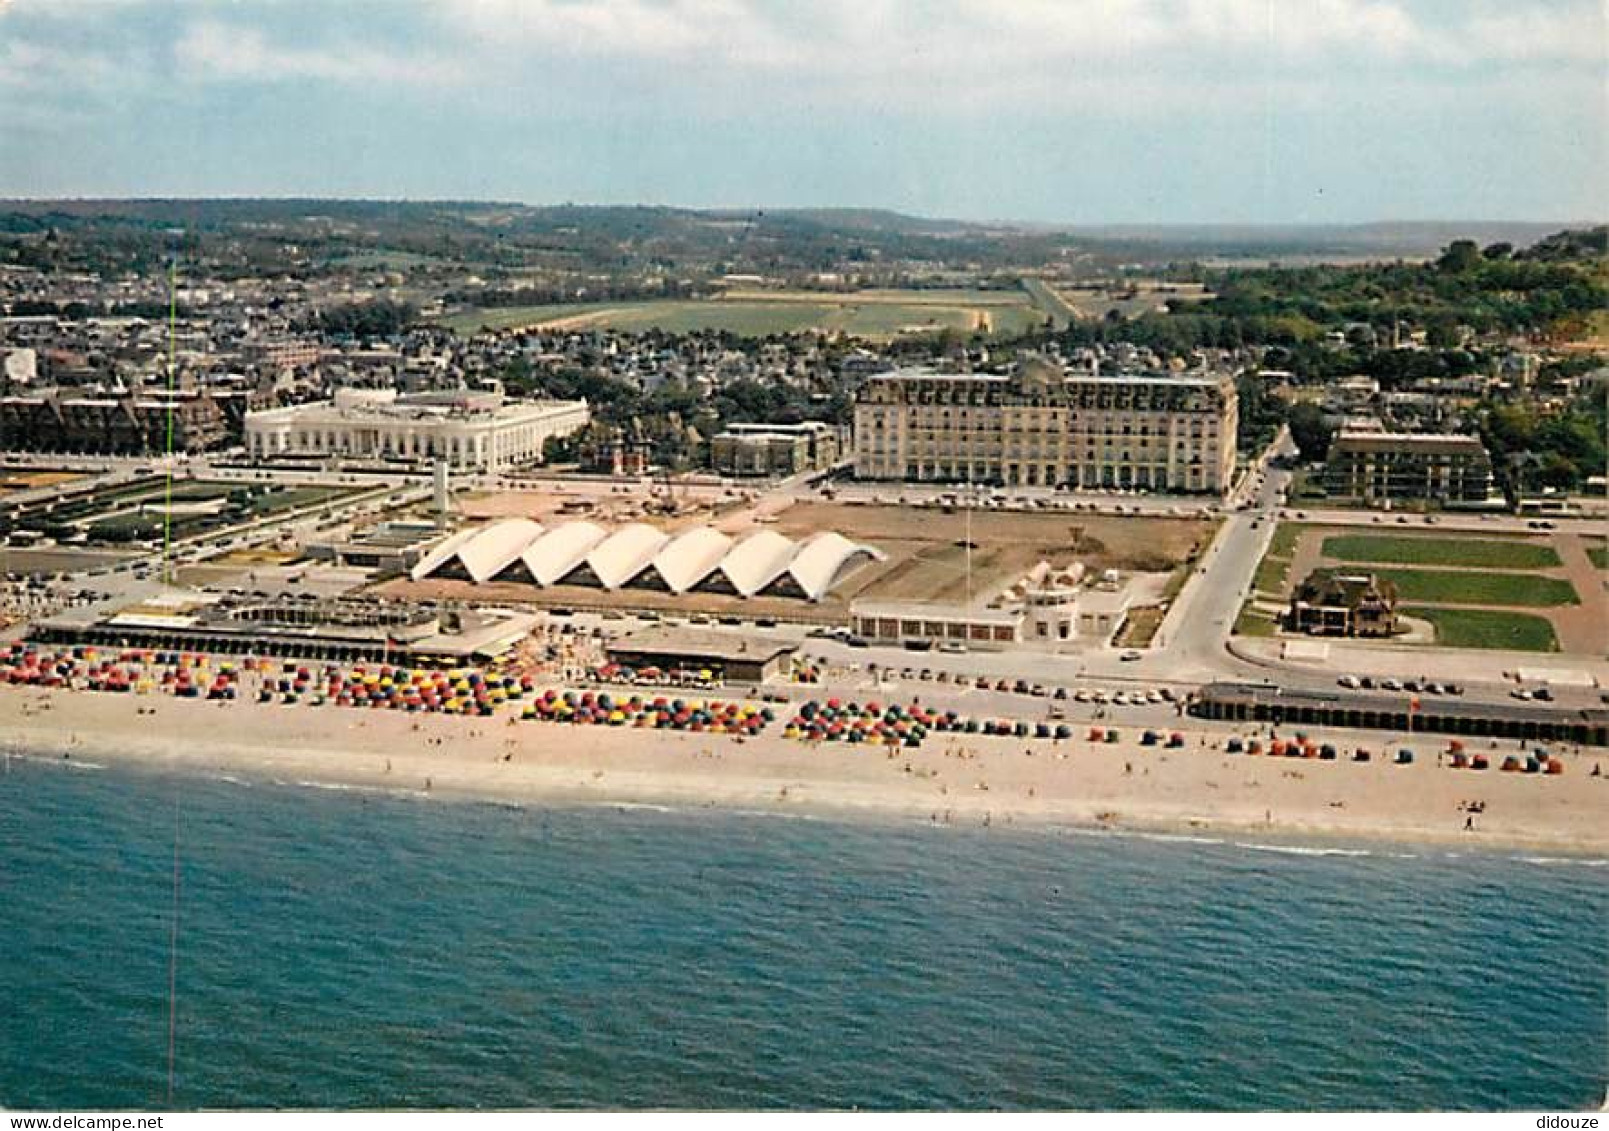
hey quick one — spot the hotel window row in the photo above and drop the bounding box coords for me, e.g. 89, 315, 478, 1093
852, 358, 1239, 495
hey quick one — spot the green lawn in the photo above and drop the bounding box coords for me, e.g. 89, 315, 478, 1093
1267, 522, 1308, 560
1233, 604, 1279, 637
1405, 606, 1560, 652
435, 302, 618, 334
1253, 554, 1291, 595
1361, 567, 1579, 607
1590, 546, 1609, 570
436, 293, 1046, 339
1248, 522, 1306, 598
1322, 534, 1561, 569
244, 485, 352, 515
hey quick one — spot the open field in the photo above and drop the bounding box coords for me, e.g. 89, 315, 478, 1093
721, 287, 1029, 307
1249, 523, 1306, 599
0, 547, 137, 576
1253, 554, 1292, 596
1045, 280, 1211, 322
214, 548, 302, 566
0, 469, 87, 496
1590, 546, 1608, 570
437, 288, 1049, 340
1404, 606, 1560, 652
1362, 567, 1578, 608
1321, 534, 1562, 570
772, 502, 1212, 608
436, 302, 619, 334
1232, 604, 1279, 638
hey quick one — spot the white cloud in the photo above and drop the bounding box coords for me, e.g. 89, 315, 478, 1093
405, 0, 1605, 115
173, 18, 465, 86
0, 36, 134, 94
1460, 5, 1606, 65
429, 0, 1596, 71
438, 0, 804, 66
7, 0, 1603, 116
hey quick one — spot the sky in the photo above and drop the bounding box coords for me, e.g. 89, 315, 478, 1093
0, 0, 1602, 225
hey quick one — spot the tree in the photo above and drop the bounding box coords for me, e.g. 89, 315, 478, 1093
1436, 240, 1482, 274
1287, 402, 1334, 463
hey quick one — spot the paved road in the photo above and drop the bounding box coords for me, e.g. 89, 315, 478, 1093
1146, 430, 1294, 682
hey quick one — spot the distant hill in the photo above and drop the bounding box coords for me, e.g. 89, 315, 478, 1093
1067, 221, 1587, 259
0, 198, 1591, 276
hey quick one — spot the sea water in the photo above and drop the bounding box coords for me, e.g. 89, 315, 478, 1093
0, 754, 1603, 1111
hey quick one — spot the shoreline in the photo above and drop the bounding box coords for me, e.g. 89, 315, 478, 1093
5, 686, 1606, 857
14, 747, 1607, 869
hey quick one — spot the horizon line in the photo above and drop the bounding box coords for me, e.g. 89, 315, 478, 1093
0, 195, 1596, 233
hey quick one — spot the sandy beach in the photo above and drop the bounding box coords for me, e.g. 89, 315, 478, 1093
4, 683, 1606, 856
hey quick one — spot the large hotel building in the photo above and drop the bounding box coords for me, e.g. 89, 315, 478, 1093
852, 357, 1238, 494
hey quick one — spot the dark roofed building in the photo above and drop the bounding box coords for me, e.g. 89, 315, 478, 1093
0, 387, 231, 454
1287, 570, 1398, 638
606, 626, 796, 684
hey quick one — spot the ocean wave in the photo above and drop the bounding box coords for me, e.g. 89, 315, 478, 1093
1233, 842, 1373, 858
1133, 832, 1227, 847
293, 779, 396, 796
1517, 856, 1608, 868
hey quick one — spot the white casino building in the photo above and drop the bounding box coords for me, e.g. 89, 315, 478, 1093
244, 388, 590, 471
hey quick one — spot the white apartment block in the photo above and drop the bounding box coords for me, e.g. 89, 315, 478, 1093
244, 388, 589, 471
853, 357, 1238, 494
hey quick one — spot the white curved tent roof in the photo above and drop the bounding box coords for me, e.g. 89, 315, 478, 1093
453, 518, 545, 583
411, 521, 874, 600
650, 526, 733, 593
716, 530, 801, 597
519, 521, 609, 586
583, 523, 671, 589
409, 527, 479, 582
777, 531, 882, 601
